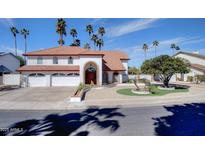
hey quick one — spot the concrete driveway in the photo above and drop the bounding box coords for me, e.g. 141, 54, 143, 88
0, 87, 76, 110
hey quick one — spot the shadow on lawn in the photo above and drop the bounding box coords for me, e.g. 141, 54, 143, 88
0, 107, 125, 136
153, 103, 205, 136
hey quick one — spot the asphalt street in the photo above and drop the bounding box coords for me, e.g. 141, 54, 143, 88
1, 102, 205, 136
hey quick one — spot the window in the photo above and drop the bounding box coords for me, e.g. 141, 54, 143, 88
29, 73, 45, 77
67, 73, 79, 77
68, 56, 73, 64
37, 57, 43, 64
52, 73, 66, 77
73, 73, 79, 76
53, 57, 58, 64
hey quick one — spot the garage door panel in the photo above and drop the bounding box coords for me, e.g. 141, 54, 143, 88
52, 76, 80, 86
28, 77, 47, 87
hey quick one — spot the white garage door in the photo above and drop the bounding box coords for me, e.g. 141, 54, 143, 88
28, 73, 47, 87
51, 73, 80, 86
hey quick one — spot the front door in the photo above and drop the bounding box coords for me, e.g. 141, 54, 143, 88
86, 70, 96, 84
85, 65, 97, 84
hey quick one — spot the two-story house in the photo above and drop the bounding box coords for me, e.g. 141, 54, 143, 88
17, 46, 129, 87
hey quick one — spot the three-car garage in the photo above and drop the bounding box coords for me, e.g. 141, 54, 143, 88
27, 73, 80, 87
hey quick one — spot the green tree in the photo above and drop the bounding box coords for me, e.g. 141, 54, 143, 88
142, 44, 148, 60
10, 27, 19, 56
141, 55, 190, 87
70, 28, 77, 41
20, 28, 29, 55
96, 39, 104, 51
128, 67, 140, 75
56, 18, 67, 46
91, 34, 98, 50
84, 43, 91, 49
15, 56, 25, 66
153, 40, 159, 57
170, 43, 176, 54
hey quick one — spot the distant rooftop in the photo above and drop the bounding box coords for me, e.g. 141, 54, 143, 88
174, 51, 205, 60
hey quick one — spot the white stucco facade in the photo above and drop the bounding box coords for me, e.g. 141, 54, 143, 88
79, 56, 103, 85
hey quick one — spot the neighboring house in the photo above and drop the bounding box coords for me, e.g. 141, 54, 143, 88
17, 46, 129, 87
0, 52, 20, 84
173, 51, 205, 81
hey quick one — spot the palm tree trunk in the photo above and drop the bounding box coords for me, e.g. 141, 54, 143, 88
15, 36, 17, 56
144, 50, 146, 60
155, 46, 156, 57
25, 37, 27, 54
60, 34, 63, 46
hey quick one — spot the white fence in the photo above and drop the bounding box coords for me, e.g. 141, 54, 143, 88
3, 74, 21, 85
128, 74, 152, 81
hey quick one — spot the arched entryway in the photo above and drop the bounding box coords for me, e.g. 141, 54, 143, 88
84, 62, 98, 85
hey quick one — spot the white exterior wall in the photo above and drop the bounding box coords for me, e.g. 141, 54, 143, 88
27, 56, 79, 65
0, 54, 20, 72
107, 71, 113, 83
175, 54, 205, 66
79, 56, 102, 85
121, 60, 128, 74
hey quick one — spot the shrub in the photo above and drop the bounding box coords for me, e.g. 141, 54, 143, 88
148, 85, 156, 94
128, 79, 133, 83
187, 76, 193, 82
195, 75, 205, 82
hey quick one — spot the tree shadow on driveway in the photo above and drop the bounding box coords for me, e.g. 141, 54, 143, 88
0, 107, 125, 136
153, 103, 205, 136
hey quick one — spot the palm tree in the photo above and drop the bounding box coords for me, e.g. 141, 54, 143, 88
170, 43, 176, 55
96, 39, 104, 51
86, 24, 93, 47
56, 18, 67, 46
10, 27, 19, 56
91, 34, 98, 50
84, 43, 91, 49
86, 24, 93, 36
70, 39, 80, 47
70, 28, 77, 42
20, 28, 29, 55
142, 44, 148, 60
175, 46, 180, 52
98, 27, 105, 38
153, 40, 159, 57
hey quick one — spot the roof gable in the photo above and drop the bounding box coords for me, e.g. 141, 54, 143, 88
174, 51, 205, 60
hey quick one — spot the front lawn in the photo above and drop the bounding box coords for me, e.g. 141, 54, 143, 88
116, 86, 189, 96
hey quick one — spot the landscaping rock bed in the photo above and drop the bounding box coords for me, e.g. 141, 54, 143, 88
131, 89, 150, 95
157, 86, 175, 91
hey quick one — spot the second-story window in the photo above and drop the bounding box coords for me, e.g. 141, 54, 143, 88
37, 57, 43, 64
68, 56, 73, 64
53, 57, 58, 64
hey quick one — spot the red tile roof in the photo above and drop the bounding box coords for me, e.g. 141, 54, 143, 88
24, 46, 104, 56
21, 46, 129, 71
17, 65, 79, 72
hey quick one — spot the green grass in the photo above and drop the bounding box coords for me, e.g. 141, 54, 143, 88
116, 86, 189, 96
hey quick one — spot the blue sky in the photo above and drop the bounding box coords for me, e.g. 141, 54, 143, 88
1, 18, 205, 67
